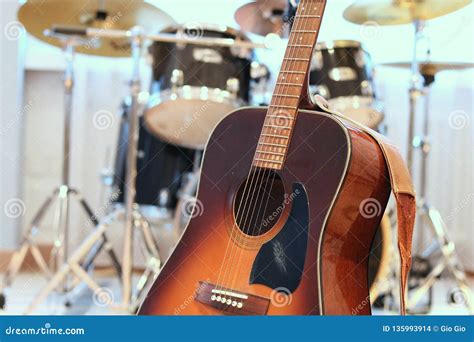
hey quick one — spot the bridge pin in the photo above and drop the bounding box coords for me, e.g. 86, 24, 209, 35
237, 302, 243, 309
226, 299, 232, 305
211, 295, 216, 301
231, 301, 237, 307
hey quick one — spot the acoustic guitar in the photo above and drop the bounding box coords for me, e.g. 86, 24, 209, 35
139, 0, 391, 315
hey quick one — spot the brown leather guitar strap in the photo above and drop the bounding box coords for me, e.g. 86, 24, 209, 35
313, 96, 416, 315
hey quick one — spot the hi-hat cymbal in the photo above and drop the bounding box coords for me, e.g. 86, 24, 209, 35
234, 0, 288, 37
380, 61, 474, 76
18, 0, 176, 57
344, 0, 472, 26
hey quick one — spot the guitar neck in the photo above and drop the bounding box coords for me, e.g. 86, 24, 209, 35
253, 0, 327, 170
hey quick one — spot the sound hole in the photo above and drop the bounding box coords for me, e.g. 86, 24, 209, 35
233, 170, 285, 236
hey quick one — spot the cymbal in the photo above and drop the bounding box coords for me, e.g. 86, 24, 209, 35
18, 0, 176, 57
234, 0, 288, 37
380, 61, 474, 76
344, 0, 472, 26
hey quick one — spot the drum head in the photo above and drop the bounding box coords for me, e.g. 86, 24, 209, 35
327, 96, 384, 129
145, 90, 239, 150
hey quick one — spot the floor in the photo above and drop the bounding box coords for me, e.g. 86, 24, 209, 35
1, 270, 472, 316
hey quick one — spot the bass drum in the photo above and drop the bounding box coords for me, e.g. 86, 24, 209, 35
368, 213, 393, 303
113, 100, 197, 209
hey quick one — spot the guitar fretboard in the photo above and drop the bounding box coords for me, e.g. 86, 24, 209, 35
253, 0, 326, 170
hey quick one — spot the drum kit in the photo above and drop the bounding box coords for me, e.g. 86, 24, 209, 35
0, 0, 472, 315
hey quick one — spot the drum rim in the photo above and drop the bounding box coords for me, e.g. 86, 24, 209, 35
147, 86, 245, 108
316, 39, 364, 51
159, 22, 252, 43
327, 96, 385, 128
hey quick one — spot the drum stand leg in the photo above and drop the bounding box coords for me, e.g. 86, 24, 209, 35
0, 194, 54, 308
3, 38, 123, 312
24, 205, 161, 314
27, 27, 162, 313
403, 20, 473, 314
24, 212, 116, 314
407, 203, 473, 313
131, 210, 161, 312
0, 186, 121, 311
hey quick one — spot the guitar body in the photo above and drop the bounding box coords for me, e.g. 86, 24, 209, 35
139, 107, 390, 315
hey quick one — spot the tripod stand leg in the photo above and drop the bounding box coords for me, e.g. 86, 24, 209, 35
30, 245, 51, 277
24, 262, 72, 314
1, 193, 56, 305
75, 194, 122, 279
135, 212, 160, 259
1, 244, 29, 291
130, 214, 161, 310
418, 204, 474, 313
408, 260, 447, 308
25, 221, 110, 314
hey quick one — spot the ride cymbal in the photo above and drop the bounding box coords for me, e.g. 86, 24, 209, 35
18, 0, 176, 57
344, 0, 472, 26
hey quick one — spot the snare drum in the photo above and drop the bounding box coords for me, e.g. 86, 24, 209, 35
309, 40, 384, 129
145, 24, 254, 150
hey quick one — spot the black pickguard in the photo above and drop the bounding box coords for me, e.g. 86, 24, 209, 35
249, 183, 309, 293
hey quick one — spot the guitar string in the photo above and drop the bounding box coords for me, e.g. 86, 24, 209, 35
213, 10, 304, 301
229, 1, 318, 294
222, 0, 318, 299
212, 22, 293, 296
219, 4, 308, 294
215, 0, 320, 304
224, 0, 314, 298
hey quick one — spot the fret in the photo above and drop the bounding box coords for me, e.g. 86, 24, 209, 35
261, 133, 290, 139
253, 0, 326, 171
264, 124, 291, 130
279, 71, 305, 75
272, 94, 299, 99
298, 15, 321, 18
291, 29, 318, 33
254, 157, 283, 163
267, 115, 295, 120
275, 82, 302, 87
256, 150, 286, 157
258, 141, 287, 148
269, 104, 297, 110
287, 44, 313, 48
283, 57, 311, 61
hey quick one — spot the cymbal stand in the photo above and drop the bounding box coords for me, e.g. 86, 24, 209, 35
24, 27, 161, 314
405, 20, 473, 314
1, 36, 121, 310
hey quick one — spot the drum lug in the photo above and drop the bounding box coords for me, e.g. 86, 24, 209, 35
226, 78, 240, 96
171, 69, 184, 90
361, 80, 373, 96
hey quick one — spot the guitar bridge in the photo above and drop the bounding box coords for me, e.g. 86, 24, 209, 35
194, 281, 270, 315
